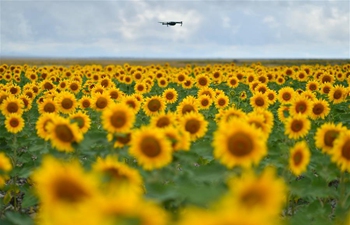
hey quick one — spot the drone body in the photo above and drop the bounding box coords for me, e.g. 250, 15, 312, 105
159, 21, 183, 27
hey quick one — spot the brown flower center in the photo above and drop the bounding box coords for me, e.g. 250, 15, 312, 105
156, 117, 170, 128
227, 132, 253, 157
312, 103, 324, 115
44, 102, 56, 113
55, 124, 74, 142
110, 111, 127, 128
255, 97, 265, 107
148, 99, 161, 112
10, 118, 19, 128
140, 136, 161, 157
62, 98, 73, 109
96, 97, 108, 109
291, 120, 303, 132
185, 119, 200, 134
341, 139, 350, 160
7, 102, 19, 113
54, 177, 89, 203
293, 151, 303, 166
324, 130, 339, 147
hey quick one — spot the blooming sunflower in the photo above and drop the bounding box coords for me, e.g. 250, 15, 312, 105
31, 156, 102, 225
284, 114, 311, 140
36, 113, 57, 140
102, 103, 135, 134
227, 76, 239, 88
163, 126, 191, 151
108, 87, 124, 102
134, 82, 148, 94
214, 93, 230, 109
265, 89, 277, 104
150, 112, 176, 129
197, 94, 213, 110
46, 115, 83, 152
1, 95, 24, 116
246, 111, 272, 137
122, 95, 141, 113
213, 118, 267, 168
70, 111, 91, 134
180, 111, 208, 141
55, 91, 77, 114
278, 87, 296, 104
162, 88, 178, 104
250, 92, 269, 110
0, 152, 12, 188
129, 126, 172, 170
330, 130, 350, 172
91, 92, 113, 112
289, 96, 312, 117
306, 80, 319, 92
195, 74, 210, 88
143, 95, 166, 117
176, 95, 199, 116
78, 95, 92, 110
92, 155, 144, 195
314, 122, 347, 154
215, 106, 247, 123
309, 98, 330, 120
67, 80, 81, 94
38, 98, 59, 114
225, 167, 287, 217
328, 84, 346, 104
289, 141, 311, 176
5, 113, 25, 134
198, 86, 216, 99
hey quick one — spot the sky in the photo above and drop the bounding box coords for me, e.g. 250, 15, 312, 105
0, 0, 349, 59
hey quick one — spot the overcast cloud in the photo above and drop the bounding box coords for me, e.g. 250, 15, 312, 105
0, 0, 349, 58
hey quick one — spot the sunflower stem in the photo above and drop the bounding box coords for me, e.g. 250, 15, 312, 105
339, 172, 347, 208
12, 134, 18, 211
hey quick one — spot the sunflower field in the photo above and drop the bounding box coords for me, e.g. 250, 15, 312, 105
0, 62, 350, 225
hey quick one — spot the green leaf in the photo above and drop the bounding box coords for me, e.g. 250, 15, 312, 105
2, 211, 34, 225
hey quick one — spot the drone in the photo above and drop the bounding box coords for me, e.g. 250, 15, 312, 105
159, 21, 183, 27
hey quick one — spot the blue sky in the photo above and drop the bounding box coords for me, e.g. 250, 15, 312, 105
1, 0, 349, 59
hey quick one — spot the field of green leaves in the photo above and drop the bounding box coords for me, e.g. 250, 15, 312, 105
0, 61, 349, 225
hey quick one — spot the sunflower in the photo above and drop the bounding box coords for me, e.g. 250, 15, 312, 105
314, 122, 347, 154
111, 133, 132, 149
289, 141, 311, 176
70, 111, 91, 134
92, 155, 143, 195
46, 115, 83, 152
309, 98, 330, 120
306, 80, 319, 92
246, 111, 272, 137
320, 83, 332, 95
225, 167, 287, 217
284, 114, 311, 140
134, 82, 148, 94
278, 87, 296, 104
122, 95, 141, 113
78, 95, 92, 110
150, 112, 176, 129
31, 156, 101, 225
0, 152, 12, 188
129, 126, 172, 170
67, 80, 81, 94
330, 130, 350, 172
91, 92, 113, 112
38, 98, 59, 114
5, 113, 25, 134
163, 126, 191, 151
250, 92, 269, 110
1, 95, 24, 116
213, 118, 267, 168
55, 91, 77, 114
214, 93, 230, 109
8, 83, 21, 95
18, 94, 32, 112
108, 87, 124, 102
197, 94, 213, 110
143, 95, 166, 117
161, 88, 177, 104
176, 95, 199, 116
102, 103, 135, 134
41, 80, 55, 91
215, 106, 247, 123
157, 77, 169, 88
195, 74, 210, 88
227, 76, 239, 88
36, 113, 57, 140
328, 84, 346, 104
180, 111, 208, 141
198, 86, 216, 99
289, 96, 312, 117
265, 89, 277, 104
